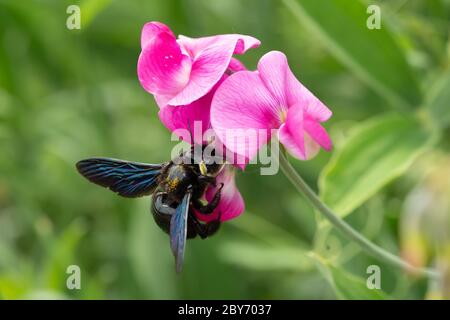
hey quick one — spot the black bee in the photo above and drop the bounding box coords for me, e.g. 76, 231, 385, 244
76, 144, 225, 272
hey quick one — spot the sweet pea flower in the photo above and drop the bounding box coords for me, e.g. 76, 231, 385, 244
210, 51, 332, 162
195, 166, 244, 222
156, 75, 226, 142
138, 21, 260, 136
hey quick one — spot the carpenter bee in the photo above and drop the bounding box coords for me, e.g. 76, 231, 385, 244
76, 143, 225, 272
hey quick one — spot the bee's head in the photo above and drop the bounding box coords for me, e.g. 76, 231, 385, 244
181, 142, 225, 177
195, 143, 224, 177
198, 158, 224, 177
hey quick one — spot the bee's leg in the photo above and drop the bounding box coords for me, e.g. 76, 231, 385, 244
189, 212, 221, 239
186, 209, 199, 239
197, 175, 216, 185
151, 192, 176, 236
192, 183, 224, 214
204, 218, 221, 237
152, 192, 176, 215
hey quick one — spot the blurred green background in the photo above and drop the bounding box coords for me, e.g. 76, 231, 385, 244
0, 0, 449, 299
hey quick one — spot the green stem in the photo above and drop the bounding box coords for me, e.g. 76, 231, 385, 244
278, 152, 440, 279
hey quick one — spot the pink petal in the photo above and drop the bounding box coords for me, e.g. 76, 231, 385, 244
169, 34, 260, 106
157, 76, 227, 144
158, 102, 211, 144
279, 104, 327, 160
177, 35, 216, 59
286, 69, 332, 122
210, 70, 282, 164
141, 21, 174, 49
137, 32, 192, 97
278, 103, 306, 160
304, 95, 332, 122
304, 115, 332, 151
304, 133, 321, 160
233, 35, 261, 54
228, 57, 246, 72
258, 51, 332, 123
178, 34, 260, 59
257, 51, 290, 107
195, 167, 244, 222
153, 94, 171, 109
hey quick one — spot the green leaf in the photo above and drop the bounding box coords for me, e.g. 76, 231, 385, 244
320, 113, 434, 217
80, 0, 113, 28
283, 0, 421, 109
220, 241, 313, 272
228, 211, 307, 247
329, 265, 387, 300
426, 71, 450, 129
309, 254, 388, 299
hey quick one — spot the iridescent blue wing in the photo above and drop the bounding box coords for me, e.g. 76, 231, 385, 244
170, 188, 192, 273
76, 157, 164, 198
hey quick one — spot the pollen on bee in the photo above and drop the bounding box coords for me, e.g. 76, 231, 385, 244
166, 177, 180, 191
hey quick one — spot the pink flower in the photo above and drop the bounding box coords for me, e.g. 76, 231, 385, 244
156, 75, 227, 142
210, 51, 332, 162
195, 166, 244, 222
137, 21, 260, 107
